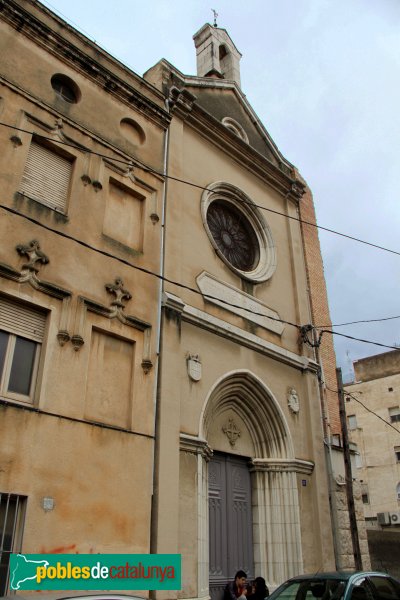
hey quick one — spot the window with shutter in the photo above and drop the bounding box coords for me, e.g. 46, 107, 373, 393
0, 296, 46, 403
19, 141, 72, 212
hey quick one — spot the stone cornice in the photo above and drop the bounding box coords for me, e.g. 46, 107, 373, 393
0, 0, 170, 129
179, 433, 213, 461
154, 60, 305, 201
163, 292, 319, 374
251, 458, 315, 475
185, 102, 304, 201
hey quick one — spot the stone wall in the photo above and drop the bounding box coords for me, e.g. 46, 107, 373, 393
333, 480, 371, 569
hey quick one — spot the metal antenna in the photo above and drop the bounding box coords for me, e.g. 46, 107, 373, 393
211, 8, 218, 27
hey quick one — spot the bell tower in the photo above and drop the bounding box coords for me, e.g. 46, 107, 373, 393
193, 23, 242, 87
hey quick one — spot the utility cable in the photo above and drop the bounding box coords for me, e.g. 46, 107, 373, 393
0, 203, 299, 329
317, 328, 400, 352
326, 387, 400, 436
1, 120, 400, 257
2, 202, 399, 355
320, 315, 400, 328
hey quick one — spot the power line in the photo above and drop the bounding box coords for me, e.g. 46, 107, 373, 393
342, 390, 400, 436
2, 203, 399, 355
319, 328, 400, 352
1, 120, 400, 258
325, 315, 400, 328
0, 203, 299, 329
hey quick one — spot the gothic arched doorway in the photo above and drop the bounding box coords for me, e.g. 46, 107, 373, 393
198, 370, 312, 594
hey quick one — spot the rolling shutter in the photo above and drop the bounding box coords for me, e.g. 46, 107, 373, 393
0, 296, 46, 342
20, 141, 72, 211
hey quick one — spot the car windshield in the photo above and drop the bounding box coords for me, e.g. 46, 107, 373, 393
272, 578, 347, 600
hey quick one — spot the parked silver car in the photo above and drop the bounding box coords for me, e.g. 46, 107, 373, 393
268, 570, 400, 600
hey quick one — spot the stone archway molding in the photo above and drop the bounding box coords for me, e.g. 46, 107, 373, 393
200, 369, 294, 460
195, 370, 311, 593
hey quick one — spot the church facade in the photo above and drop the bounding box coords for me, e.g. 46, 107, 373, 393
0, 2, 363, 597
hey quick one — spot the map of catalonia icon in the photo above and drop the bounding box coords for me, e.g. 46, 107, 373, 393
10, 554, 50, 590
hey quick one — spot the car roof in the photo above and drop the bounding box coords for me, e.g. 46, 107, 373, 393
285, 571, 394, 582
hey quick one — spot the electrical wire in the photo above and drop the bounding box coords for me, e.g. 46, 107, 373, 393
324, 315, 400, 328
318, 329, 400, 352
1, 120, 400, 258
2, 202, 399, 355
2, 120, 400, 350
329, 388, 400, 436
0, 203, 299, 329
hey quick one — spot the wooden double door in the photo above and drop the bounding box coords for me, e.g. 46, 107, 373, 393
209, 453, 254, 600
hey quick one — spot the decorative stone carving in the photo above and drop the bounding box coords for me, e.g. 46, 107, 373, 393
81, 174, 91, 186
71, 334, 84, 351
187, 353, 202, 382
287, 387, 300, 413
16, 240, 49, 273
179, 433, 213, 461
141, 358, 153, 374
92, 180, 103, 192
291, 182, 305, 198
222, 418, 241, 447
168, 86, 197, 119
57, 330, 70, 346
0, 241, 72, 346
124, 161, 136, 182
10, 135, 22, 147
105, 277, 132, 310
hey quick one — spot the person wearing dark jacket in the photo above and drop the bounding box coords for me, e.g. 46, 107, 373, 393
224, 570, 248, 600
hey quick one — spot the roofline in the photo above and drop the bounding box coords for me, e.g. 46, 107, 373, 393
145, 58, 295, 172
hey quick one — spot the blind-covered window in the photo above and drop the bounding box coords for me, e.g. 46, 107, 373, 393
20, 141, 72, 211
0, 296, 46, 402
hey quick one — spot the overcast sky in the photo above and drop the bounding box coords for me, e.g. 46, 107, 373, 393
41, 0, 400, 381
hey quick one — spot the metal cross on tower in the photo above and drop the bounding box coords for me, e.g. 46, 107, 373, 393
211, 8, 218, 27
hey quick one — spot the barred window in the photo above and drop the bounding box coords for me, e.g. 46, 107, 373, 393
0, 493, 27, 594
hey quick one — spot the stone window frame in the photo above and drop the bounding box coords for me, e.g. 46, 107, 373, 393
51, 73, 81, 104
201, 181, 277, 284
222, 117, 249, 144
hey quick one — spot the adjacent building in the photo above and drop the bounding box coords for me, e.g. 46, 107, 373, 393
344, 350, 400, 576
345, 350, 400, 521
0, 1, 367, 597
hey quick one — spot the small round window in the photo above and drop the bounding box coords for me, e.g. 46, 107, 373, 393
51, 74, 80, 104
201, 182, 276, 283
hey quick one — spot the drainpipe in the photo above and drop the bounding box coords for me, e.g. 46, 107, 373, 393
150, 97, 170, 563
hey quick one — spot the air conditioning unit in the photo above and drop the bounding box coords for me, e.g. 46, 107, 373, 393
389, 511, 400, 525
377, 512, 390, 525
